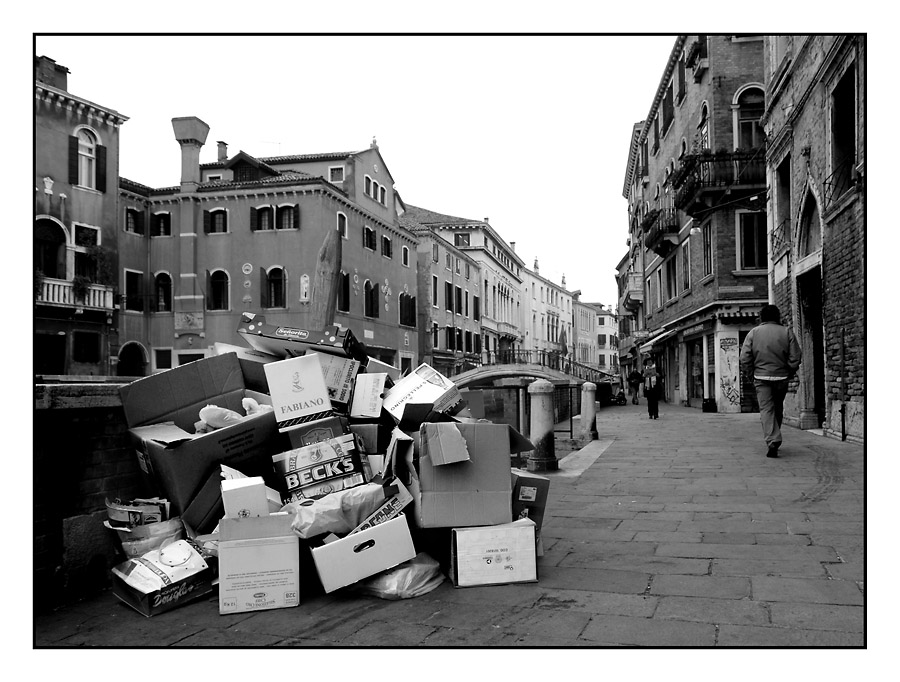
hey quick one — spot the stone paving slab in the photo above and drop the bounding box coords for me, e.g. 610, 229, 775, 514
34, 401, 865, 649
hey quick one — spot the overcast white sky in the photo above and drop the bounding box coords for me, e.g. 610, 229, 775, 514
34, 33, 677, 306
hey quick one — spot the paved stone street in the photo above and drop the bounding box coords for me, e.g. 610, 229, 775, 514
34, 400, 865, 648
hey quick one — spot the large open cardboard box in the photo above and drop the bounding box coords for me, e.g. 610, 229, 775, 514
396, 422, 534, 529
119, 353, 288, 515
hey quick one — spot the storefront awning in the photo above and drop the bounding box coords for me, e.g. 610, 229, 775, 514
639, 329, 677, 354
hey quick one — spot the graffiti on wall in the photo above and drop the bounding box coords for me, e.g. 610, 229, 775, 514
719, 336, 741, 406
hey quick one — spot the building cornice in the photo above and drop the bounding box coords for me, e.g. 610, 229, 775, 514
35, 83, 129, 127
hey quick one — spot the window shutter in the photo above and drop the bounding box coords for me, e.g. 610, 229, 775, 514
260, 267, 267, 308
205, 270, 212, 310
293, 205, 301, 229
250, 207, 258, 231
136, 211, 145, 235
68, 136, 79, 185
150, 277, 158, 313
96, 145, 107, 192
203, 211, 211, 234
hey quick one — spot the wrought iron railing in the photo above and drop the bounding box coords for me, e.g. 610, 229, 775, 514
771, 217, 791, 256
672, 150, 765, 210
823, 156, 859, 211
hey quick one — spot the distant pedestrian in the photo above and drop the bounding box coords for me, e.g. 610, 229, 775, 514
740, 304, 802, 458
643, 358, 659, 419
627, 368, 643, 404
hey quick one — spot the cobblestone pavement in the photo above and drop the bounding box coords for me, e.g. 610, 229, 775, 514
34, 400, 865, 649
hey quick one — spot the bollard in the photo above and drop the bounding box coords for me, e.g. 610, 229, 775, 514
580, 382, 598, 440
527, 379, 558, 472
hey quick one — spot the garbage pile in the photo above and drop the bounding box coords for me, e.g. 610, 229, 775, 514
108, 313, 550, 617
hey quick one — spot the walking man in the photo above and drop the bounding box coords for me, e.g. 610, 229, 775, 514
627, 368, 643, 404
740, 304, 802, 458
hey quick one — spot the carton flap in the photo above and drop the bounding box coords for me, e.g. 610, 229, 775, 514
398, 403, 458, 431
506, 425, 535, 453
129, 422, 195, 447
421, 423, 470, 465
219, 513, 294, 541
119, 354, 245, 428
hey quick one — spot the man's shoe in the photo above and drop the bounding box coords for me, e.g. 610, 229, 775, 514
766, 446, 779, 458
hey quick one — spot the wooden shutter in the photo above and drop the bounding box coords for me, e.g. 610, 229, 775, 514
260, 267, 267, 308
293, 205, 301, 229
68, 136, 79, 184
205, 270, 212, 310
136, 211, 145, 235
96, 145, 107, 192
250, 207, 258, 231
203, 211, 211, 234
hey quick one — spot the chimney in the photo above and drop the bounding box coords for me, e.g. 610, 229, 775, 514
562, 273, 567, 287
510, 241, 516, 252
534, 258, 540, 274
484, 217, 489, 223
217, 141, 228, 162
171, 117, 211, 192
35, 56, 68, 91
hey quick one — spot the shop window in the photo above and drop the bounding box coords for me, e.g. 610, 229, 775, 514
72, 331, 100, 363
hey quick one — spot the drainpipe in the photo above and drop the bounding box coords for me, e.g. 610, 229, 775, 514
840, 326, 846, 441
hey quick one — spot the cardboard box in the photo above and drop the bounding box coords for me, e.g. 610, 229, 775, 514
398, 422, 533, 529
458, 389, 486, 419
285, 415, 349, 449
218, 514, 300, 614
272, 434, 366, 502
382, 363, 463, 422
511, 470, 551, 531
111, 540, 215, 617
362, 357, 402, 382
350, 372, 388, 418
311, 514, 416, 593
119, 353, 287, 515
222, 477, 270, 519
308, 352, 360, 410
264, 354, 334, 429
237, 313, 369, 364
212, 342, 280, 393
451, 518, 538, 588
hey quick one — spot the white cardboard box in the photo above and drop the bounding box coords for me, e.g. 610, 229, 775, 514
264, 354, 333, 428
310, 514, 416, 593
218, 513, 300, 614
382, 363, 462, 421
221, 477, 270, 519
451, 518, 537, 588
350, 373, 388, 418
307, 352, 360, 408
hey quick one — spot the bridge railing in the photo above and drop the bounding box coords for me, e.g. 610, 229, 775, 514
478, 349, 617, 385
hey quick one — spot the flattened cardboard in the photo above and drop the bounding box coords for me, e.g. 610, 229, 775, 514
264, 354, 333, 428
451, 518, 537, 588
218, 514, 300, 614
272, 434, 365, 502
310, 514, 416, 593
510, 469, 551, 531
350, 373, 388, 418
362, 357, 402, 381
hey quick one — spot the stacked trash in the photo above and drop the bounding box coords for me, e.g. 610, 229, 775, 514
109, 313, 550, 617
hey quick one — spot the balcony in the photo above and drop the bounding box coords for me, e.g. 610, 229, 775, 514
672, 150, 766, 218
639, 208, 661, 232
685, 37, 709, 81
771, 217, 790, 258
643, 208, 681, 256
37, 277, 115, 311
623, 272, 644, 312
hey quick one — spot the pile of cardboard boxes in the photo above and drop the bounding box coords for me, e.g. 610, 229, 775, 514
110, 313, 550, 617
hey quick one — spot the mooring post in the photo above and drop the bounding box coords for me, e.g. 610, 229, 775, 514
581, 381, 598, 440
527, 379, 558, 472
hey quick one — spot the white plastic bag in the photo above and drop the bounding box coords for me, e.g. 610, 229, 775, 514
282, 483, 388, 539
352, 552, 445, 600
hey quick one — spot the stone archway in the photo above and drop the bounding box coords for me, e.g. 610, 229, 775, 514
117, 342, 148, 377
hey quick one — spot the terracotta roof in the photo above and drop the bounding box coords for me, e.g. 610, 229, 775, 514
259, 151, 360, 164
403, 204, 480, 226
195, 172, 324, 192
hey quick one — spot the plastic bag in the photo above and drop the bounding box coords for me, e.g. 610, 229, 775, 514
105, 517, 185, 558
282, 483, 388, 539
352, 552, 445, 600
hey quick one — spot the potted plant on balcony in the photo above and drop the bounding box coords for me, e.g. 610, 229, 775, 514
34, 268, 44, 300
72, 275, 91, 303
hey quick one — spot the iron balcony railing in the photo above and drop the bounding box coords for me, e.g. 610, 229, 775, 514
823, 156, 860, 212
673, 150, 766, 210
478, 349, 615, 385
771, 217, 791, 257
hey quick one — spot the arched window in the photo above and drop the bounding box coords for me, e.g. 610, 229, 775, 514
207, 270, 229, 310
77, 129, 97, 188
364, 280, 379, 318
277, 205, 299, 230
154, 273, 172, 312
337, 212, 347, 238
399, 292, 416, 327
697, 103, 709, 151
737, 87, 765, 150
34, 219, 67, 279
264, 267, 286, 308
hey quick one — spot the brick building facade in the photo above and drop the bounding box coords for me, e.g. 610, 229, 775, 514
761, 35, 865, 443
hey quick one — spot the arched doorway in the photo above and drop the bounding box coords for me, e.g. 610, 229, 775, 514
117, 342, 148, 377
795, 193, 826, 428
